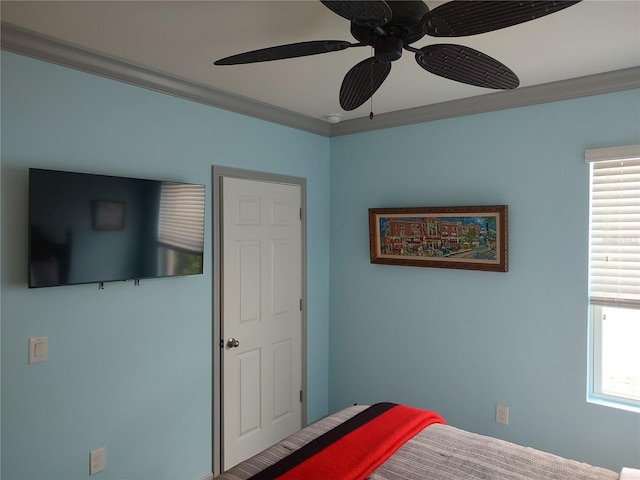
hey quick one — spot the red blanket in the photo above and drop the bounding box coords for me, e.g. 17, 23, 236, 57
249, 402, 444, 480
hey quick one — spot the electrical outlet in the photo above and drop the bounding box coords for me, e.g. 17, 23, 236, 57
89, 447, 106, 475
496, 405, 509, 425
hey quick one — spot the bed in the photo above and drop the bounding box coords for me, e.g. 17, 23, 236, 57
216, 403, 626, 480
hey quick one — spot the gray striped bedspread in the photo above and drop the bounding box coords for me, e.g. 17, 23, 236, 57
215, 405, 619, 480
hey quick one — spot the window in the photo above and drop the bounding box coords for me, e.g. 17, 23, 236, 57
586, 145, 640, 410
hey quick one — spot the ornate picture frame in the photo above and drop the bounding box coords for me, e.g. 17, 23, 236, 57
369, 205, 508, 272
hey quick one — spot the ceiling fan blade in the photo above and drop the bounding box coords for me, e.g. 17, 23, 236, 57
321, 1, 392, 28
214, 40, 353, 65
340, 58, 391, 111
416, 44, 519, 90
424, 1, 581, 37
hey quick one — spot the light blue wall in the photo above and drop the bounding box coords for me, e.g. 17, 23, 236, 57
3, 49, 639, 480
1, 52, 331, 480
328, 89, 640, 472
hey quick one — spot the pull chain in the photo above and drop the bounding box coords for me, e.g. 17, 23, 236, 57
369, 48, 374, 120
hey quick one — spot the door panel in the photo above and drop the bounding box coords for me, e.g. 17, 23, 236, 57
238, 348, 261, 436
238, 241, 260, 323
273, 339, 292, 419
272, 240, 292, 315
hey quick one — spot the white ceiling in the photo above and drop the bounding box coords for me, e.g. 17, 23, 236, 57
2, 0, 639, 127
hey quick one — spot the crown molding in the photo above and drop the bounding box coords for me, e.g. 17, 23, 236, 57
2, 22, 638, 138
0, 23, 331, 137
331, 67, 640, 136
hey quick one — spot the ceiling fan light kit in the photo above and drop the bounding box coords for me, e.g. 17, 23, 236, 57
214, 1, 582, 114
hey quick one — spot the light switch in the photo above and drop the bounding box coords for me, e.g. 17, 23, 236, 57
29, 337, 48, 363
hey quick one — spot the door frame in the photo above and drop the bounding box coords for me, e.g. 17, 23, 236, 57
212, 166, 307, 476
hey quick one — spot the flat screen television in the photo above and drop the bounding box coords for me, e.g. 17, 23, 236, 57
28, 168, 205, 288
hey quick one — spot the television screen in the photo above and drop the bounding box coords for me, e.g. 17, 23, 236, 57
28, 168, 205, 288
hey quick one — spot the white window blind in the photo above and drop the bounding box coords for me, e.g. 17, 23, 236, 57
586, 145, 640, 308
158, 182, 205, 253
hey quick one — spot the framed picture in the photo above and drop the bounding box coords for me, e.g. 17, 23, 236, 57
369, 205, 508, 272
92, 201, 125, 231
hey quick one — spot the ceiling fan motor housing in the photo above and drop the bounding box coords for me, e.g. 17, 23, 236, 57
350, 0, 429, 62
373, 37, 404, 62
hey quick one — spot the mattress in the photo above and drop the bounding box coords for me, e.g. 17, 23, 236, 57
216, 405, 619, 480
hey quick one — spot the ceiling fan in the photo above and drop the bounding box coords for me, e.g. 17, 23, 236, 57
214, 1, 581, 112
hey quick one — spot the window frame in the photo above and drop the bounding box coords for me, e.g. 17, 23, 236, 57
585, 145, 640, 412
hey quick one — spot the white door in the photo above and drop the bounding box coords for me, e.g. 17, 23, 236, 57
222, 177, 303, 469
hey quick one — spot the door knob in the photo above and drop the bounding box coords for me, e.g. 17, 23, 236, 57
226, 338, 240, 348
